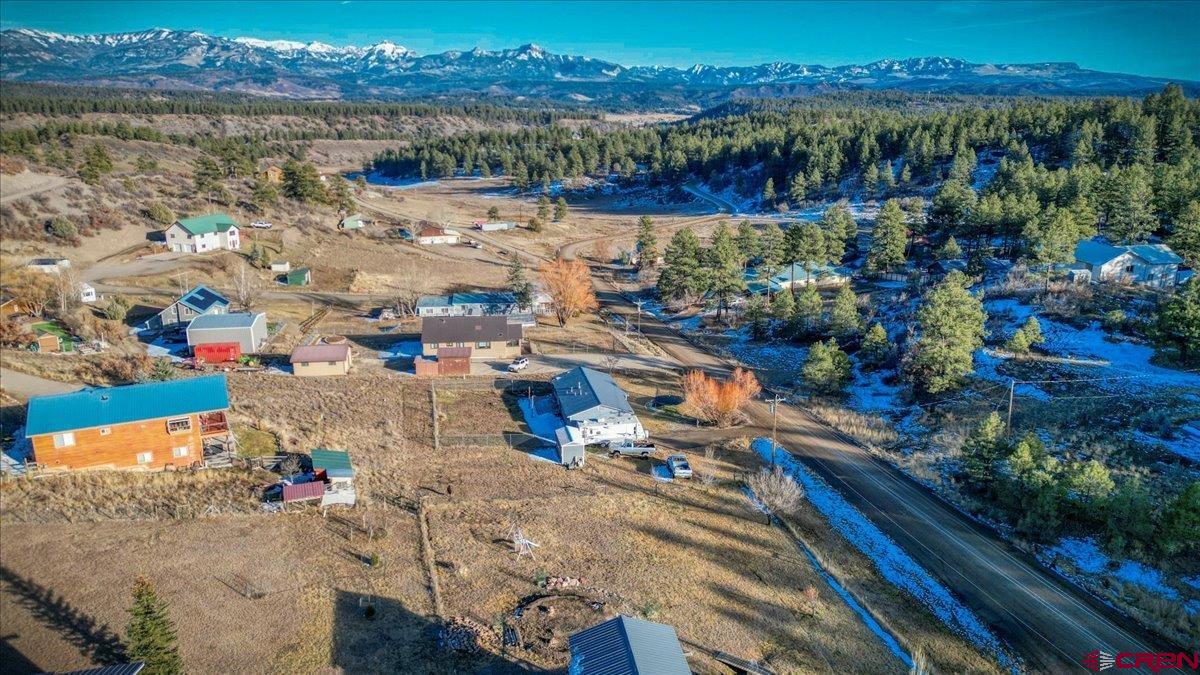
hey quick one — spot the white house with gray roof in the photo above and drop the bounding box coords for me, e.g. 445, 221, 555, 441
186, 312, 268, 354
1074, 240, 1184, 289
569, 615, 690, 675
551, 366, 646, 445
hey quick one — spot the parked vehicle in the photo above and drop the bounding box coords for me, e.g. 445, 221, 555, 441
250, 220, 273, 229
508, 357, 529, 372
466, 239, 483, 249
609, 440, 657, 458
666, 454, 692, 479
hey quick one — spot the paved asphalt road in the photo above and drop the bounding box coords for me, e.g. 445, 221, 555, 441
588, 273, 1179, 673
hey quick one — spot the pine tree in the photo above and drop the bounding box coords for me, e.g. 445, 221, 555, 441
1103, 165, 1156, 243
905, 271, 986, 396
819, 202, 856, 260
785, 222, 828, 285
635, 215, 658, 269
861, 162, 879, 197
506, 258, 533, 310
536, 195, 551, 221
251, 178, 279, 209
735, 220, 760, 267
553, 197, 568, 222
192, 156, 222, 194
899, 164, 912, 185
859, 323, 892, 368
706, 222, 746, 317
867, 199, 908, 272
935, 236, 963, 260
802, 339, 851, 394
745, 295, 771, 341
487, 206, 501, 221
791, 283, 824, 336
788, 171, 808, 205
930, 179, 977, 239
828, 284, 862, 341
771, 287, 795, 323
1155, 281, 1200, 364
1167, 201, 1200, 268
762, 177, 776, 208
126, 578, 182, 675
657, 227, 704, 303
961, 412, 1005, 487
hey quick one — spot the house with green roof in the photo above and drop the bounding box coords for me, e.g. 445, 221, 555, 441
165, 213, 241, 254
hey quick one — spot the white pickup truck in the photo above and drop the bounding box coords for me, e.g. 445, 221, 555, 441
607, 440, 657, 458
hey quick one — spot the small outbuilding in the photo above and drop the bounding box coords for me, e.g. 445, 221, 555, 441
187, 312, 268, 354
282, 481, 325, 504
290, 343, 353, 376
568, 615, 690, 675
339, 213, 369, 230
311, 448, 356, 506
286, 267, 312, 286
436, 346, 472, 375
270, 261, 292, 273
79, 282, 97, 304
414, 226, 460, 246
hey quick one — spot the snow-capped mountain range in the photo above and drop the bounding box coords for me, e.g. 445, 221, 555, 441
2, 28, 1194, 103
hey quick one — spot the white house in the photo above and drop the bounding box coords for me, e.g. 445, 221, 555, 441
27, 258, 71, 274
551, 366, 646, 445
1074, 240, 1184, 289
475, 220, 518, 232
414, 225, 460, 245
78, 283, 97, 304
416, 290, 552, 323
745, 263, 850, 294
165, 214, 241, 253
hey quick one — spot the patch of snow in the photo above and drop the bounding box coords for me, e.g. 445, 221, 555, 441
752, 438, 1013, 667
1183, 575, 1200, 591
346, 171, 441, 190
1042, 537, 1108, 575
1042, 537, 1184, 601
1132, 430, 1200, 463
142, 335, 188, 362
849, 368, 903, 413
1113, 561, 1180, 600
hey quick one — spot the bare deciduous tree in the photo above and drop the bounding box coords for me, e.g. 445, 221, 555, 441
392, 267, 434, 317
745, 466, 804, 524
230, 264, 264, 312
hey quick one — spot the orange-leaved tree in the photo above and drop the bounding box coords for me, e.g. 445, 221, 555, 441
539, 256, 598, 326
682, 367, 761, 427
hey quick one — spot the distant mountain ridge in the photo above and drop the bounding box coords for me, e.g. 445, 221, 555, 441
2, 28, 1195, 105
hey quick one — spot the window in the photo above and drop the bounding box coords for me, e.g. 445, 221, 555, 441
166, 417, 192, 434
172, 446, 189, 458
136, 452, 153, 464
476, 341, 491, 349
327, 361, 337, 366
1125, 265, 1135, 273
99, 427, 112, 436
53, 432, 75, 448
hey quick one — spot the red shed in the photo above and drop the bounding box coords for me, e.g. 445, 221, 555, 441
193, 341, 241, 363
437, 347, 472, 376
282, 481, 325, 503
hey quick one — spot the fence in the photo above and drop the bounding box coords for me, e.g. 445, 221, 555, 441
436, 431, 549, 451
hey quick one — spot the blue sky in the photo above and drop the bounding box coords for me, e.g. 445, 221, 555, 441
2, 1, 1197, 79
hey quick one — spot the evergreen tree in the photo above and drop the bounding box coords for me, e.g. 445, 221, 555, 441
1065, 460, 1115, 502
251, 177, 279, 209
281, 159, 326, 204
1157, 482, 1200, 557
828, 284, 862, 341
1103, 165, 1156, 243
745, 295, 771, 341
788, 171, 808, 205
1167, 201, 1200, 267
861, 162, 880, 197
930, 179, 977, 240
635, 215, 658, 269
126, 577, 182, 675
859, 322, 892, 368
706, 222, 746, 316
899, 163, 913, 185
820, 202, 856, 260
1155, 281, 1200, 364
771, 287, 795, 323
657, 227, 705, 303
867, 199, 908, 272
536, 195, 551, 221
802, 339, 852, 394
192, 156, 222, 194
961, 412, 1005, 487
935, 236, 963, 260
762, 177, 776, 207
506, 258, 533, 310
487, 206, 501, 221
791, 283, 824, 336
527, 216, 544, 233
553, 197, 568, 222
905, 271, 986, 396
785, 222, 828, 285
735, 220, 760, 267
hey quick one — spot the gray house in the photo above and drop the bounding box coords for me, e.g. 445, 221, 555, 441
1074, 240, 1184, 289
186, 312, 268, 354
551, 367, 646, 445
145, 285, 229, 331
568, 615, 690, 675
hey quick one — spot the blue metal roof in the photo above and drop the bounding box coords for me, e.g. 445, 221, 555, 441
417, 292, 518, 309
25, 375, 229, 436
177, 284, 230, 314
1128, 244, 1183, 265
569, 615, 690, 675
552, 366, 633, 419
416, 295, 452, 309
1074, 240, 1126, 266
188, 312, 262, 330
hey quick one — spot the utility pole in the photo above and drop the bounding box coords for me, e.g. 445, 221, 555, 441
634, 300, 645, 335
769, 394, 781, 469
1006, 379, 1015, 433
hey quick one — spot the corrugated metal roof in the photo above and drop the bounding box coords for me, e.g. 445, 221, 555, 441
290, 343, 350, 363
311, 448, 354, 477
416, 295, 452, 308
177, 284, 230, 313
176, 213, 238, 235
1128, 244, 1184, 265
568, 615, 690, 675
418, 291, 519, 309
421, 316, 521, 343
552, 366, 633, 419
61, 663, 145, 675
282, 481, 325, 502
1075, 240, 1125, 266
26, 375, 229, 436
188, 312, 263, 330
1075, 240, 1184, 267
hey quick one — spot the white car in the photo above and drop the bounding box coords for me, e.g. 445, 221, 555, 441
250, 220, 273, 229
507, 357, 529, 372
666, 454, 692, 479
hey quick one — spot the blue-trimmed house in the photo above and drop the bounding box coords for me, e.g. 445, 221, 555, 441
145, 284, 230, 331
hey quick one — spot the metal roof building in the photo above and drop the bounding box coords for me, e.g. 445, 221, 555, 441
178, 285, 230, 313
175, 213, 238, 235
26, 375, 229, 436
311, 448, 355, 479
187, 312, 268, 354
568, 615, 690, 675
551, 366, 635, 420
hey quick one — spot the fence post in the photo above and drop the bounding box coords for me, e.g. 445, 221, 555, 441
430, 382, 440, 451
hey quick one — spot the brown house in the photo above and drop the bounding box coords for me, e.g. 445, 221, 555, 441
259, 165, 284, 185
24, 375, 232, 472
291, 343, 353, 377
421, 316, 522, 360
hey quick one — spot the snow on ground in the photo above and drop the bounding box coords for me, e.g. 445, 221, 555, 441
974, 350, 1052, 400
1041, 537, 1185, 602
1132, 429, 1200, 463
1, 426, 32, 474
723, 328, 809, 376
971, 153, 1000, 192
740, 487, 913, 668
752, 438, 1013, 667
849, 367, 904, 413
142, 334, 188, 362
348, 171, 441, 190
1183, 575, 1200, 591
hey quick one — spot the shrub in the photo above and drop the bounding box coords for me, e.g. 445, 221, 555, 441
682, 367, 761, 427
147, 202, 175, 225
48, 216, 77, 240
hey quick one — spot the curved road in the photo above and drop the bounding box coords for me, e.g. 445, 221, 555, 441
588, 271, 1178, 673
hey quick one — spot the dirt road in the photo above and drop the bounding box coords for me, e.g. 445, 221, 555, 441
588, 272, 1178, 673
0, 171, 69, 205
0, 368, 81, 400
